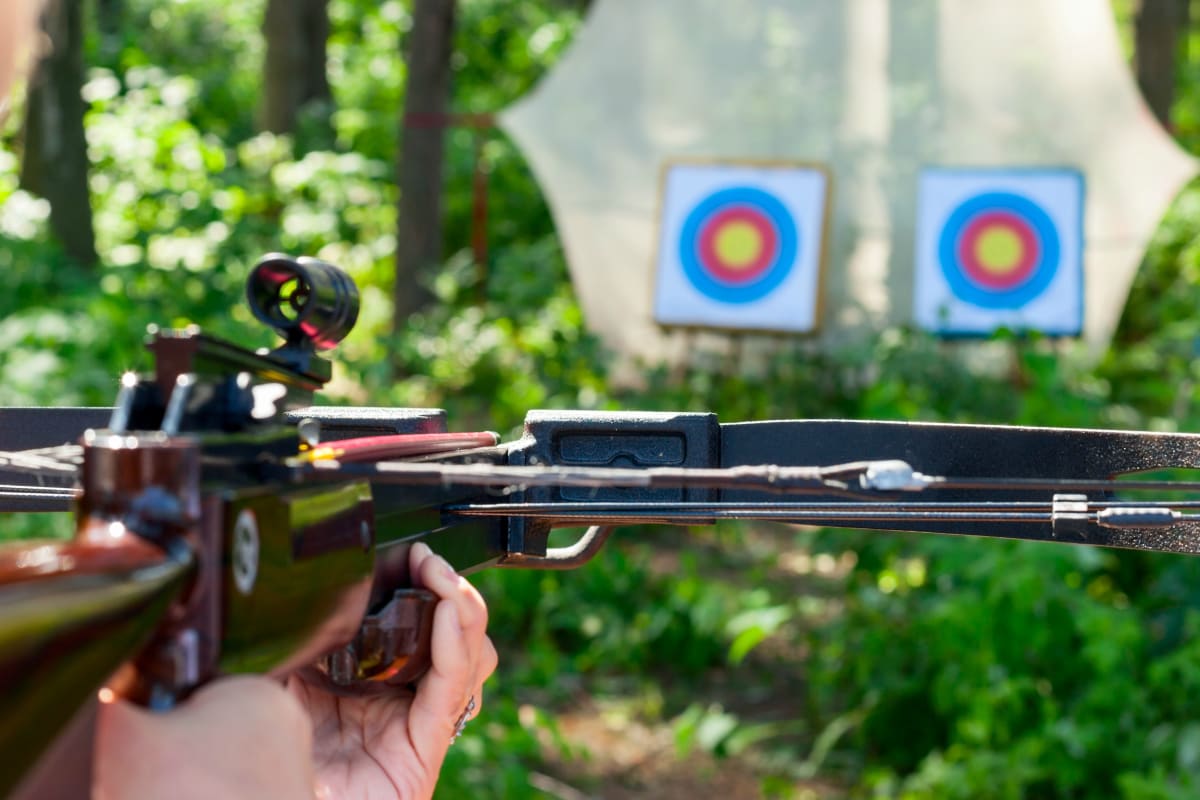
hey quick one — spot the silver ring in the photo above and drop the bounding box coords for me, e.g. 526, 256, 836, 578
450, 695, 476, 743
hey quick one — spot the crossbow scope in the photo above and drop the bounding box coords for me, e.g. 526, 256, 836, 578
246, 254, 360, 351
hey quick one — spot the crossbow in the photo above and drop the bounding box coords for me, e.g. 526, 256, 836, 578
3, 255, 1200, 795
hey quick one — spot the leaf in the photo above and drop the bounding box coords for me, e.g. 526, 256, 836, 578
725, 605, 792, 664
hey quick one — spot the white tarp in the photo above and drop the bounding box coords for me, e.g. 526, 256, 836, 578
499, 0, 1195, 365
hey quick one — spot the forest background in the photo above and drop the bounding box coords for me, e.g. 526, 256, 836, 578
4, 1, 1200, 798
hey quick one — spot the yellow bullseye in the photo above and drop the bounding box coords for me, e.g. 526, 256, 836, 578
973, 226, 1023, 275
713, 221, 764, 270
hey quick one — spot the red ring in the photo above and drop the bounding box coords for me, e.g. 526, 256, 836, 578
956, 211, 1040, 290
697, 206, 779, 285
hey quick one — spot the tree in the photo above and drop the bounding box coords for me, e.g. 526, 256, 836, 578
95, 0, 123, 41
260, 0, 332, 135
1134, 0, 1188, 128
393, 0, 456, 335
20, 0, 96, 267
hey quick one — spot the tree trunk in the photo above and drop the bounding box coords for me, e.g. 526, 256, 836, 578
260, 0, 331, 135
393, 0, 457, 334
1134, 0, 1186, 128
95, 0, 122, 41
20, 0, 96, 267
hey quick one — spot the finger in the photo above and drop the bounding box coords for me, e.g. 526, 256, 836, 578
480, 635, 498, 682
419, 552, 489, 710
416, 549, 488, 643
408, 541, 434, 589
407, 552, 492, 766
406, 598, 473, 770
467, 635, 499, 717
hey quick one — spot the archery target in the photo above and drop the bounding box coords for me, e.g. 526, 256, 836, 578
654, 162, 829, 332
915, 168, 1084, 335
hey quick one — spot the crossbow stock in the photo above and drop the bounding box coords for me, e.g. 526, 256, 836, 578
3, 256, 1200, 795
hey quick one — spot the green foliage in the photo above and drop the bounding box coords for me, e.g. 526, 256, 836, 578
7, 2, 1200, 798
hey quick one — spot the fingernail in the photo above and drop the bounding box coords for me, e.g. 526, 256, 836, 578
412, 542, 432, 561
434, 554, 459, 584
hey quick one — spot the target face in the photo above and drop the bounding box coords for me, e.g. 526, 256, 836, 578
655, 162, 829, 332
915, 169, 1084, 336
679, 187, 797, 303
939, 192, 1059, 309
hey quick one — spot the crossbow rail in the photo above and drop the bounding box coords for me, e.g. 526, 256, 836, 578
6, 410, 1200, 557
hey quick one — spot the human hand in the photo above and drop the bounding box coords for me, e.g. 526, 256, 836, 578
94, 542, 496, 800
289, 541, 498, 800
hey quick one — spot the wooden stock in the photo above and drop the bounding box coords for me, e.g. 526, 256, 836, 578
0, 536, 193, 797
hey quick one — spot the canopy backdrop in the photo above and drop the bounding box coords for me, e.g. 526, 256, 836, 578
500, 0, 1195, 365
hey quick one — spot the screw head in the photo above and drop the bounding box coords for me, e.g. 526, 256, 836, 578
232, 509, 260, 595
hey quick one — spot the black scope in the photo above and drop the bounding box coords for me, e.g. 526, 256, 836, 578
246, 254, 360, 351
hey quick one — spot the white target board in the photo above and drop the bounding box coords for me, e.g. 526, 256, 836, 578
652, 161, 830, 333
914, 168, 1085, 336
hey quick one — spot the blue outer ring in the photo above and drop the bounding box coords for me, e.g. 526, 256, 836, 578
678, 187, 799, 304
937, 192, 1060, 310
